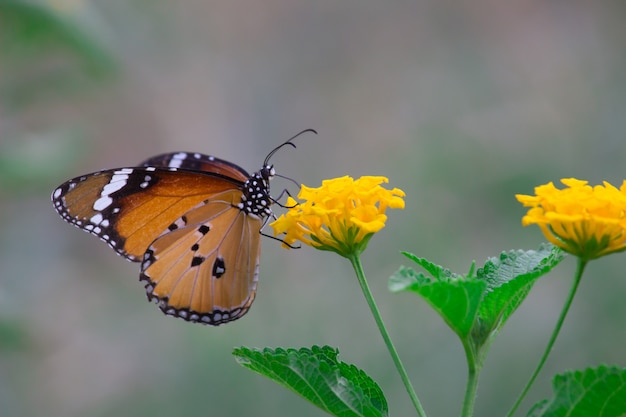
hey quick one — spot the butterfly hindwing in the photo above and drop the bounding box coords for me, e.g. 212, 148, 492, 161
140, 152, 250, 183
140, 189, 262, 325
52, 167, 245, 261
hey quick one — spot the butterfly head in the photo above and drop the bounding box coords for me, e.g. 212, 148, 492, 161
260, 164, 275, 183
240, 164, 275, 219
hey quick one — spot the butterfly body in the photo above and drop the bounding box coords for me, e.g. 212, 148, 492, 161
52, 151, 275, 325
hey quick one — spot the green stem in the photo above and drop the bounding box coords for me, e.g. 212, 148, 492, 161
348, 254, 427, 417
461, 363, 479, 417
506, 257, 587, 417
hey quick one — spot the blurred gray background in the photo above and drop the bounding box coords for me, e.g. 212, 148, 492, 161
2, 1, 626, 416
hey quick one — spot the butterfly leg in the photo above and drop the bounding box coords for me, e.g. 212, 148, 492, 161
271, 188, 298, 208
259, 214, 300, 249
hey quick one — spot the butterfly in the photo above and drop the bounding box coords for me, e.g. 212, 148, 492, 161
51, 130, 314, 325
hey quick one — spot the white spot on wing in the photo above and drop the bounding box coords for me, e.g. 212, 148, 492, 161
93, 196, 113, 211
103, 176, 128, 194
90, 213, 104, 225
169, 152, 187, 168
93, 169, 133, 210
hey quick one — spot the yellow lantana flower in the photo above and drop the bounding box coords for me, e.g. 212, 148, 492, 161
516, 178, 626, 260
271, 176, 405, 257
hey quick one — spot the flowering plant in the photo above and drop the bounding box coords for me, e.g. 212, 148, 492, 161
232, 176, 626, 417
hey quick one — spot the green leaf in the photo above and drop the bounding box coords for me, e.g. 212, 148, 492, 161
527, 365, 626, 417
390, 244, 564, 350
477, 245, 564, 334
390, 262, 486, 339
398, 252, 463, 281
233, 346, 388, 417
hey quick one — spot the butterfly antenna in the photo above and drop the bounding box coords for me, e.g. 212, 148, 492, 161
264, 129, 317, 166
274, 173, 300, 188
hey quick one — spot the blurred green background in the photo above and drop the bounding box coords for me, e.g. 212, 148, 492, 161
2, 1, 626, 416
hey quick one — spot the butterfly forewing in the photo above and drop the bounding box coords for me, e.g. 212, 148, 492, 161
52, 167, 245, 261
140, 189, 262, 325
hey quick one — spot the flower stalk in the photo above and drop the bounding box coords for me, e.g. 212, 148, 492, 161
349, 254, 427, 417
506, 257, 587, 417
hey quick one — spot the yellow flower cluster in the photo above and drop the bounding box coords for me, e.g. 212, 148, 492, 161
271, 176, 406, 257
516, 178, 626, 260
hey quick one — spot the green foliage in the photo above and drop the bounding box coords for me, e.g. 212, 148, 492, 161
390, 244, 564, 363
390, 260, 486, 339
528, 366, 626, 417
0, 0, 115, 107
475, 245, 565, 341
0, 318, 29, 352
233, 346, 388, 417
233, 246, 586, 416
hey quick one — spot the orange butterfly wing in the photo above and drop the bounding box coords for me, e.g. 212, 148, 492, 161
52, 167, 246, 261
140, 189, 262, 324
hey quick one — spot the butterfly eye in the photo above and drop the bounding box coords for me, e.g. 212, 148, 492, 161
257, 165, 274, 184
